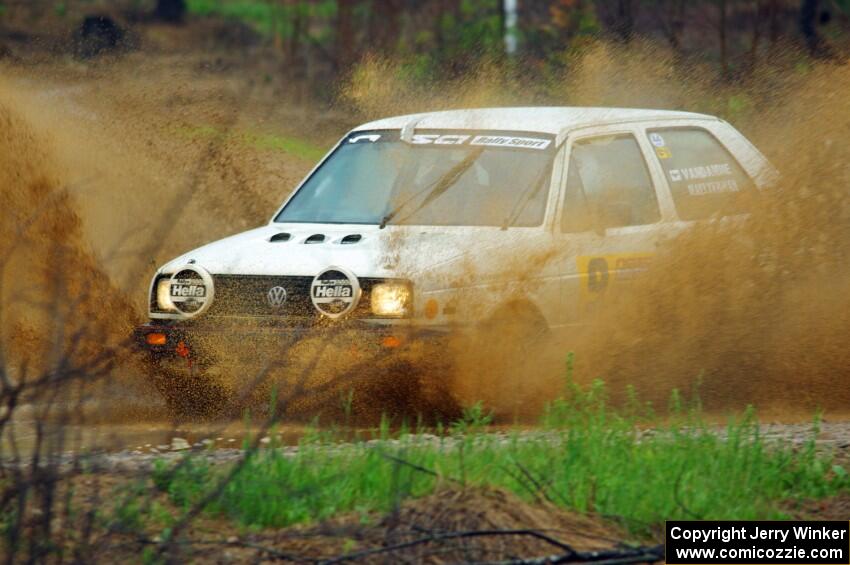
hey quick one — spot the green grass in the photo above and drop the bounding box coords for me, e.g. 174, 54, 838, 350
178, 125, 328, 162
187, 0, 277, 34
186, 0, 336, 38
151, 365, 849, 535
245, 131, 328, 162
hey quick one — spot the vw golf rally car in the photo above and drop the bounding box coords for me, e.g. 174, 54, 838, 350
135, 107, 774, 416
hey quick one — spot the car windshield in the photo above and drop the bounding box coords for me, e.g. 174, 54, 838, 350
274, 130, 556, 227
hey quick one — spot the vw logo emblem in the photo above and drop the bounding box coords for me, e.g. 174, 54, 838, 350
266, 286, 287, 310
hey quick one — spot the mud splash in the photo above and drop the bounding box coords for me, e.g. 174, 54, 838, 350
0, 48, 331, 422
0, 97, 136, 374
570, 59, 850, 417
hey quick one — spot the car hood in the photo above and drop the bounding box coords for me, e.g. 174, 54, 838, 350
159, 223, 549, 287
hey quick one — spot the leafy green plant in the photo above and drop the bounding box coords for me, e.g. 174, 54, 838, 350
450, 401, 493, 435
152, 458, 211, 509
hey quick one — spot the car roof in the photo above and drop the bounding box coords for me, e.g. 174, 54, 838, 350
352, 106, 716, 136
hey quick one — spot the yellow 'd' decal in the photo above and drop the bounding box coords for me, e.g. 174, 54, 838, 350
576, 253, 654, 302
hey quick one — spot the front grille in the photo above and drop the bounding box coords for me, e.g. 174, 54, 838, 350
208, 275, 314, 318
206, 275, 383, 320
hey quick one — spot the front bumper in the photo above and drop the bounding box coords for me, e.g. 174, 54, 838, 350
133, 319, 449, 363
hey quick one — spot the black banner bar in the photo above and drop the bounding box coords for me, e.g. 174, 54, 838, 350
666, 521, 849, 564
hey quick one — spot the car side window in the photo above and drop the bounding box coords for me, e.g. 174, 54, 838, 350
646, 128, 755, 221
561, 134, 660, 233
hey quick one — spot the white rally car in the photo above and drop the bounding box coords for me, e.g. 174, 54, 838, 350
135, 107, 773, 416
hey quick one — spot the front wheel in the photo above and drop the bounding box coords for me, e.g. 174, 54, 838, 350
449, 303, 554, 420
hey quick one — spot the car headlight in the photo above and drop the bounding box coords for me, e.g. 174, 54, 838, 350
156, 277, 176, 311
371, 282, 412, 317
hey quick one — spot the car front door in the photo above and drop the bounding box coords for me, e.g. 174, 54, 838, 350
554, 124, 677, 327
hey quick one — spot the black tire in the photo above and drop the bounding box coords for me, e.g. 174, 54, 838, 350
484, 302, 550, 353
451, 302, 552, 419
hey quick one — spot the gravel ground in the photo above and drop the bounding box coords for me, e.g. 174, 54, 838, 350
10, 420, 849, 473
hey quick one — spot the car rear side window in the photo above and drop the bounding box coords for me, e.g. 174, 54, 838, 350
646, 128, 755, 221
562, 134, 660, 232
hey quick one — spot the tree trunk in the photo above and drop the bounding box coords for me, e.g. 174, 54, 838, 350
435, 0, 461, 58
271, 0, 284, 52
155, 0, 187, 23
749, 0, 764, 73
368, 0, 402, 54
652, 0, 686, 50
286, 0, 304, 62
281, 0, 309, 103
336, 0, 357, 71
799, 0, 827, 57
718, 0, 728, 76
669, 0, 686, 50
613, 0, 635, 42
768, 0, 781, 45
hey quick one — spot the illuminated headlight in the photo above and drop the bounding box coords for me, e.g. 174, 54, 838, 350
156, 277, 176, 311
371, 282, 412, 317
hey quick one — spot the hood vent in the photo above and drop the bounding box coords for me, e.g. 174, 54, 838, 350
269, 232, 291, 243
340, 234, 362, 245
304, 234, 326, 244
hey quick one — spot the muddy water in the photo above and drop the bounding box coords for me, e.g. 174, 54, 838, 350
6, 408, 313, 454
